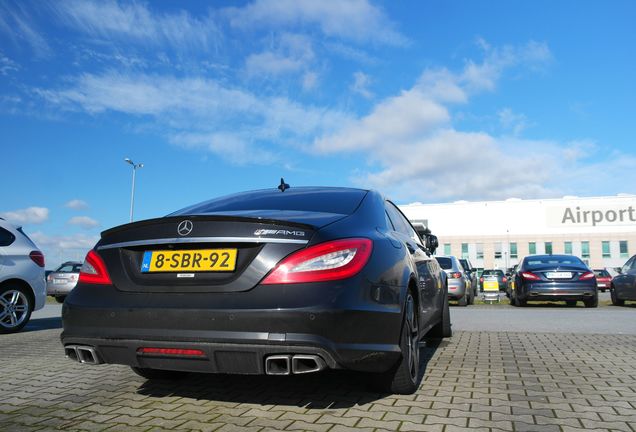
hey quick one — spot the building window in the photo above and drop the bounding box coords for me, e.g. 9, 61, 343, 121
476, 243, 484, 260
510, 242, 518, 258
461, 243, 469, 259
444, 243, 451, 255
620, 241, 629, 258
564, 241, 572, 255
494, 242, 502, 259
602, 241, 611, 258
545, 242, 553, 255
529, 242, 536, 255
581, 241, 590, 258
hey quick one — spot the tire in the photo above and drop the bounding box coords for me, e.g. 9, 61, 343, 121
55, 296, 66, 303
458, 290, 468, 307
375, 292, 420, 394
130, 367, 189, 380
565, 300, 577, 307
611, 287, 625, 306
584, 294, 598, 308
0, 284, 33, 334
468, 287, 475, 305
426, 289, 452, 340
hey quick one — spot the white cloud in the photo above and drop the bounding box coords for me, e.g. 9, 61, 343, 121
225, 0, 407, 46
38, 72, 349, 164
0, 207, 49, 225
68, 216, 99, 229
0, 51, 18, 75
498, 108, 528, 136
245, 34, 315, 78
50, 0, 222, 52
310, 40, 585, 201
350, 71, 373, 99
0, 3, 51, 58
65, 199, 89, 210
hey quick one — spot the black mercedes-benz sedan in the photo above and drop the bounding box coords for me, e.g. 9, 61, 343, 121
61, 186, 451, 394
510, 254, 598, 307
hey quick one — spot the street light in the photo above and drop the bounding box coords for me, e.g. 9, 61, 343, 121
124, 158, 144, 222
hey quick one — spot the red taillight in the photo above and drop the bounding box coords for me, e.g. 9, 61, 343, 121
578, 271, 595, 280
29, 251, 45, 267
479, 277, 484, 282
521, 271, 541, 281
449, 272, 462, 279
137, 347, 206, 357
261, 238, 373, 285
502, 277, 507, 283
79, 250, 112, 285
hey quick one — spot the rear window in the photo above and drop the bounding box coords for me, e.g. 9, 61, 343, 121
435, 257, 453, 270
482, 270, 504, 276
172, 188, 367, 216
594, 270, 610, 277
0, 227, 15, 247
524, 256, 585, 268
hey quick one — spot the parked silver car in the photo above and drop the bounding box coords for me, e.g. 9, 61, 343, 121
46, 261, 82, 302
435, 255, 473, 306
0, 218, 46, 333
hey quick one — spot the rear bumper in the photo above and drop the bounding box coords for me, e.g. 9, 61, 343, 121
447, 280, 466, 299
46, 282, 76, 296
61, 280, 404, 374
519, 281, 597, 301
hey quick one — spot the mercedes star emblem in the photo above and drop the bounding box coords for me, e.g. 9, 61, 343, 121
177, 220, 193, 236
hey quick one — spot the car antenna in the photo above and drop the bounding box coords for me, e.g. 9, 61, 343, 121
278, 178, 290, 192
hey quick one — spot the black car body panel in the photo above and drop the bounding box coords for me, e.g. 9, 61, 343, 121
613, 255, 636, 301
61, 187, 448, 377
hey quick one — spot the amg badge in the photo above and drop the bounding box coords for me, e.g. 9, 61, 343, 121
254, 229, 306, 237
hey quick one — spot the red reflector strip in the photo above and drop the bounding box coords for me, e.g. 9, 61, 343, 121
137, 347, 206, 357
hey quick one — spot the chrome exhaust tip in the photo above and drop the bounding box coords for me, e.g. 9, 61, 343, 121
291, 355, 326, 374
265, 355, 291, 375
64, 345, 102, 365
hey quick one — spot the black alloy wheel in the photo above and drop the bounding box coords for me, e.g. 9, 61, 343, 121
377, 292, 420, 394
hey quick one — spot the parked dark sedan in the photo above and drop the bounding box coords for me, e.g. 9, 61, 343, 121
61, 186, 451, 394
611, 254, 636, 306
510, 254, 597, 307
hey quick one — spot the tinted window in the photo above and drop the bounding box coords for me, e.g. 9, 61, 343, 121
483, 270, 504, 277
593, 270, 610, 277
173, 188, 367, 216
435, 257, 453, 270
385, 202, 420, 243
0, 227, 15, 247
56, 264, 82, 273
524, 255, 585, 269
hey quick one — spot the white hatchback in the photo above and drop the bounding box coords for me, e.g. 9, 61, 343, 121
0, 218, 46, 333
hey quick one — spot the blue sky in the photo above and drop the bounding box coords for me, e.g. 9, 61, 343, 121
1, 0, 635, 267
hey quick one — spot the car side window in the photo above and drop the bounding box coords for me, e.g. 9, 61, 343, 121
621, 257, 634, 274
385, 202, 421, 245
0, 227, 16, 247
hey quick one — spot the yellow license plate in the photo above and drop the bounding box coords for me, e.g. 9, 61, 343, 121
141, 249, 237, 273
483, 281, 499, 291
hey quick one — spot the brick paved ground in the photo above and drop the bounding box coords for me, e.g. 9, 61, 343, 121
1, 327, 635, 431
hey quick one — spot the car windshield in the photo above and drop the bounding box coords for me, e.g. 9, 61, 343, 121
524, 256, 585, 268
482, 270, 504, 276
171, 188, 367, 216
594, 270, 610, 277
435, 257, 453, 270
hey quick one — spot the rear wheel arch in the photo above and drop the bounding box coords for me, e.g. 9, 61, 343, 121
0, 278, 35, 307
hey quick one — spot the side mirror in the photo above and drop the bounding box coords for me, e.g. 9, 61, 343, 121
425, 234, 438, 254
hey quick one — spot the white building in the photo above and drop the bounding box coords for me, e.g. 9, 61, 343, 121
400, 195, 636, 270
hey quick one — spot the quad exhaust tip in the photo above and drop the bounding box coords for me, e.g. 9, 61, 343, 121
65, 345, 102, 365
265, 354, 326, 375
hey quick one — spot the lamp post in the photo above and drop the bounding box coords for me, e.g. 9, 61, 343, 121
124, 158, 143, 222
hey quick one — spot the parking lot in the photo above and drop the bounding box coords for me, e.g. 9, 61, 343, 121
1, 303, 635, 432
